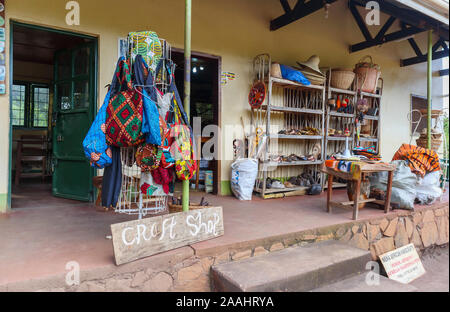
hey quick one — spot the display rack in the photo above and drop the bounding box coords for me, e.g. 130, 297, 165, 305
252, 54, 325, 199
324, 68, 358, 189
114, 34, 173, 219
356, 78, 383, 152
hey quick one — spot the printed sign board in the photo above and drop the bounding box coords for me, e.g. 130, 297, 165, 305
380, 243, 425, 284
111, 206, 224, 265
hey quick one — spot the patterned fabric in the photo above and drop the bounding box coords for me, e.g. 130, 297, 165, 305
134, 55, 161, 146
140, 170, 174, 196
151, 167, 175, 194
325, 159, 362, 179
392, 144, 440, 177
135, 144, 161, 171
353, 146, 381, 161
128, 31, 162, 72
170, 120, 197, 180
83, 89, 113, 168
105, 58, 145, 147
158, 115, 176, 168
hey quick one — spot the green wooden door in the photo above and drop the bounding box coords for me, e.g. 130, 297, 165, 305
52, 43, 96, 201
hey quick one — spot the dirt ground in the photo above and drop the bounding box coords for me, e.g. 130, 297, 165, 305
410, 246, 449, 292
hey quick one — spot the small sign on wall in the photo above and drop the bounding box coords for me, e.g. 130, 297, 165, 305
380, 243, 426, 284
111, 206, 224, 265
0, 0, 5, 94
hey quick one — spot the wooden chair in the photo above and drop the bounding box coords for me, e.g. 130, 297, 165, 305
15, 135, 48, 185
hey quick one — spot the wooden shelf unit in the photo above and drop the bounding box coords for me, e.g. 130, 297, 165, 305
252, 54, 325, 199
324, 68, 358, 189
357, 79, 383, 152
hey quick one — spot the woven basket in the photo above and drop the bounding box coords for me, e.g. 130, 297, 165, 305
354, 56, 381, 93
271, 63, 282, 78
168, 203, 213, 213
330, 69, 355, 90
416, 138, 442, 151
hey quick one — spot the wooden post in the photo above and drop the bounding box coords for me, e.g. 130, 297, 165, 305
384, 170, 394, 214
327, 174, 333, 213
352, 176, 361, 220
427, 29, 432, 150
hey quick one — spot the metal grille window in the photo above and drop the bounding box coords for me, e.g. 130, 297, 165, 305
11, 84, 26, 127
33, 87, 50, 127
12, 82, 50, 128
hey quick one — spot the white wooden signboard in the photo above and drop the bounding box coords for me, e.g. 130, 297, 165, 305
380, 243, 426, 284
111, 206, 224, 265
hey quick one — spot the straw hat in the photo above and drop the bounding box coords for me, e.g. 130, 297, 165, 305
297, 55, 323, 76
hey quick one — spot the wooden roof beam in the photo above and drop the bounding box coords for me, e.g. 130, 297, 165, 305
270, 0, 338, 31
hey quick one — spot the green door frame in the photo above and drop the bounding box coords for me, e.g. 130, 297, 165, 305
8, 21, 98, 209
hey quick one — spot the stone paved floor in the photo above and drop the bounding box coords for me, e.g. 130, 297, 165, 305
1, 181, 448, 287
411, 246, 449, 292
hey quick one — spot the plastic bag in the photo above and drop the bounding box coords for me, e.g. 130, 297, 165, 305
369, 160, 418, 210
279, 65, 311, 85
415, 171, 442, 205
231, 158, 258, 201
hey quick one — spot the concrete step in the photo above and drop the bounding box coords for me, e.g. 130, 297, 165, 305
312, 273, 418, 292
211, 240, 372, 292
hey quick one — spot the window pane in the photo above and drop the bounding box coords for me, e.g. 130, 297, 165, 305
57, 51, 71, 80
74, 47, 90, 76
58, 83, 71, 110
12, 84, 25, 126
33, 87, 50, 127
73, 80, 89, 109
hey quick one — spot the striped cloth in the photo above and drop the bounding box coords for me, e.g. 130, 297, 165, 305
325, 159, 362, 179
392, 144, 440, 177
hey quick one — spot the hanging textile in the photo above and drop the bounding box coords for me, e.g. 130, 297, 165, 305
105, 57, 145, 147
392, 144, 440, 177
83, 57, 124, 168
140, 169, 174, 196
170, 104, 197, 180
153, 58, 197, 178
82, 89, 113, 169
128, 31, 162, 72
101, 146, 122, 207
134, 55, 162, 146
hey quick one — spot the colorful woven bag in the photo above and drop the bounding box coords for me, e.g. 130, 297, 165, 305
82, 89, 113, 168
158, 115, 176, 168
105, 57, 145, 147
170, 105, 197, 180
135, 144, 162, 172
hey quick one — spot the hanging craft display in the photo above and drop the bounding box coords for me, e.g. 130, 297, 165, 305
248, 81, 266, 109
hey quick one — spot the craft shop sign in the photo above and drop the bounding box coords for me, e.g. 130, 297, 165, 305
380, 243, 425, 284
111, 207, 224, 265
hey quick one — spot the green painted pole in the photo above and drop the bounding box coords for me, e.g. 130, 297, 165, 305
427, 30, 432, 150
182, 0, 192, 212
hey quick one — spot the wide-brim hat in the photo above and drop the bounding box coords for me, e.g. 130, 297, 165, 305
297, 55, 323, 76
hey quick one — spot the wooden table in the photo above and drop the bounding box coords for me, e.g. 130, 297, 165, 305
320, 162, 396, 220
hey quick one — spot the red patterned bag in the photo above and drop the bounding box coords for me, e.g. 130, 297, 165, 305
105, 57, 145, 147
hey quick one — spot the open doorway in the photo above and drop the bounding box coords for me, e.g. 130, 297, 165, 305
10, 22, 97, 209
171, 50, 221, 195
